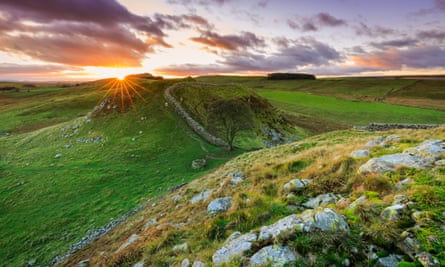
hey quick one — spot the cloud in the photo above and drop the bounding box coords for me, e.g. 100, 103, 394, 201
416, 0, 445, 14
287, 12, 347, 32
166, 0, 234, 7
370, 38, 418, 49
417, 30, 445, 41
350, 46, 445, 69
156, 37, 341, 75
0, 63, 84, 81
0, 0, 212, 67
190, 31, 265, 51
354, 22, 395, 37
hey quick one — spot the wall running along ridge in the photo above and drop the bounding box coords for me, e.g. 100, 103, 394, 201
354, 123, 444, 131
164, 83, 227, 147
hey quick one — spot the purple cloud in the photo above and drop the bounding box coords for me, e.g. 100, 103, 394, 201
190, 31, 265, 51
417, 30, 445, 41
288, 12, 347, 32
354, 22, 395, 37
370, 38, 418, 49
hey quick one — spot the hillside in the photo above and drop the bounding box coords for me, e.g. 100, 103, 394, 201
169, 82, 302, 148
62, 126, 445, 266
0, 78, 239, 266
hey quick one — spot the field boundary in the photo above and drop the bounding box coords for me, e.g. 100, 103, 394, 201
164, 82, 227, 147
354, 123, 444, 131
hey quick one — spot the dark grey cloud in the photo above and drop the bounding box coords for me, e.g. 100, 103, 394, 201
287, 12, 347, 32
166, 0, 234, 6
0, 0, 213, 67
354, 22, 395, 37
417, 30, 445, 41
370, 38, 418, 49
190, 31, 265, 51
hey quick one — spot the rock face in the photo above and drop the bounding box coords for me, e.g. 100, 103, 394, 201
358, 153, 426, 174
350, 149, 370, 158
208, 197, 232, 215
249, 245, 298, 267
258, 214, 304, 241
190, 189, 212, 204
212, 232, 257, 265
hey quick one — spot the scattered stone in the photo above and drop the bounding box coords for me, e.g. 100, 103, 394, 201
27, 259, 37, 266
190, 189, 212, 204
258, 214, 304, 241
116, 234, 139, 252
350, 149, 370, 159
212, 232, 257, 265
76, 259, 90, 267
192, 159, 206, 170
416, 251, 441, 267
312, 208, 350, 232
381, 204, 408, 222
348, 195, 367, 209
65, 144, 72, 149
133, 261, 144, 267
173, 242, 189, 252
397, 232, 422, 261
283, 178, 311, 193
208, 197, 232, 215
192, 261, 205, 267
250, 245, 298, 267
366, 136, 385, 147
411, 211, 426, 224
404, 139, 445, 162
181, 258, 190, 267
131, 137, 136, 141
374, 254, 402, 267
358, 153, 427, 174
172, 194, 181, 202
302, 193, 341, 209
55, 153, 62, 159
342, 258, 351, 266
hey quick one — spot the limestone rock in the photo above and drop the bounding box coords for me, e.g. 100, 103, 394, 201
192, 159, 207, 170
55, 153, 62, 159
191, 189, 212, 204
76, 259, 90, 267
380, 204, 407, 222
258, 214, 304, 241
229, 170, 245, 184
366, 136, 385, 147
132, 261, 144, 267
393, 195, 409, 205
302, 193, 341, 209
116, 234, 139, 252
416, 251, 440, 267
181, 259, 190, 267
349, 195, 367, 209
208, 197, 232, 215
404, 139, 445, 162
374, 254, 402, 267
312, 208, 350, 232
173, 242, 189, 252
350, 149, 370, 159
249, 245, 298, 267
358, 153, 427, 174
395, 178, 414, 190
192, 261, 205, 267
283, 178, 311, 193
212, 232, 257, 265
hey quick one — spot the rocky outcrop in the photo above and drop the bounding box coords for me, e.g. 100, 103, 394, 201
302, 193, 342, 209
164, 83, 226, 147
212, 232, 257, 265
350, 149, 370, 158
208, 197, 232, 215
190, 189, 212, 204
283, 178, 311, 193
249, 245, 298, 267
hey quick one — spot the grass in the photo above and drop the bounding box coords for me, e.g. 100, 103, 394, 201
0, 78, 240, 266
258, 90, 445, 127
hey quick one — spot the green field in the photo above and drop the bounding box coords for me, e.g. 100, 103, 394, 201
259, 90, 445, 126
0, 79, 238, 266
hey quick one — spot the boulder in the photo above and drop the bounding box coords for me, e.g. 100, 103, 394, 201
374, 254, 402, 267
258, 214, 304, 241
133, 261, 144, 267
416, 252, 441, 267
404, 139, 445, 162
212, 232, 257, 265
173, 242, 189, 252
312, 208, 350, 232
229, 170, 245, 184
191, 189, 212, 204
55, 153, 62, 159
181, 259, 190, 267
366, 136, 385, 147
392, 195, 409, 205
395, 178, 414, 190
380, 204, 408, 222
348, 195, 367, 209
249, 245, 298, 267
192, 159, 207, 170
302, 193, 341, 209
358, 153, 427, 174
208, 197, 232, 215
350, 150, 370, 159
192, 261, 205, 267
283, 178, 310, 193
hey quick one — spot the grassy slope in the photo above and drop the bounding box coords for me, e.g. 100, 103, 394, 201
63, 127, 445, 266
258, 90, 445, 126
0, 79, 236, 266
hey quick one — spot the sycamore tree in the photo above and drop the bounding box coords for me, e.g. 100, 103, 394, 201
206, 98, 254, 150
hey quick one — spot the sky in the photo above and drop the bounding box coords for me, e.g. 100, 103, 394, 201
0, 0, 444, 81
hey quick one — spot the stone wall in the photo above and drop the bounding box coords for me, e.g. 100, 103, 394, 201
164, 83, 227, 147
354, 123, 444, 131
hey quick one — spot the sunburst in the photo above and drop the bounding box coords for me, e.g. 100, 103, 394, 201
93, 75, 152, 115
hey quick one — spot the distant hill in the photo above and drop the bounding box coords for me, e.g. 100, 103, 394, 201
267, 73, 316, 80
